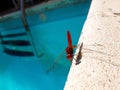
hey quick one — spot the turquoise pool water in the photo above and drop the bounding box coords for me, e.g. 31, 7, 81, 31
0, 1, 91, 90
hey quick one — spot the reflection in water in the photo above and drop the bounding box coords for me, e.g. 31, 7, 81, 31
39, 13, 47, 22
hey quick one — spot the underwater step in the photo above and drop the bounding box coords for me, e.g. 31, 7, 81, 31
0, 32, 27, 38
3, 47, 34, 56
1, 40, 30, 46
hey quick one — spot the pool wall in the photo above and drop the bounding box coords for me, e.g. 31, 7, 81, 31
0, 0, 85, 22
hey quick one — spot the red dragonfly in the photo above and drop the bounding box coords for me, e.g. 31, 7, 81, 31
46, 30, 79, 73
65, 31, 74, 61
65, 30, 82, 64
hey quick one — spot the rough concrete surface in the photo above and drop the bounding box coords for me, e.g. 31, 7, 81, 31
64, 0, 120, 90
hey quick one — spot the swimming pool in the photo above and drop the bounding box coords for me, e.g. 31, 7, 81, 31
0, 1, 91, 90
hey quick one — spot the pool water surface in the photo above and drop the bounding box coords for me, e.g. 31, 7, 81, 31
0, 1, 91, 90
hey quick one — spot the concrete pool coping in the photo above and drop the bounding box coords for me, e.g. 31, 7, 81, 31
64, 0, 120, 89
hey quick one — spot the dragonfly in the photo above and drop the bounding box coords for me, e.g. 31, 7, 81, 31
46, 30, 77, 73
65, 31, 75, 62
